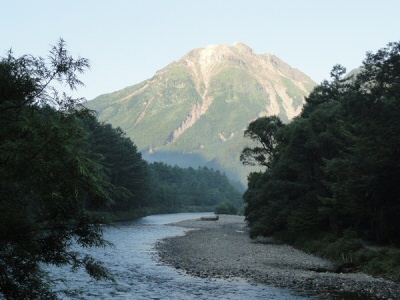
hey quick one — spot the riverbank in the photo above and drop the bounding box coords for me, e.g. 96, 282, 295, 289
89, 206, 219, 223
155, 215, 400, 299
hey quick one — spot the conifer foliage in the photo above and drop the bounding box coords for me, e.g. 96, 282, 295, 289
242, 42, 400, 245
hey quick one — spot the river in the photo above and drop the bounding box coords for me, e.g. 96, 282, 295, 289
50, 212, 311, 299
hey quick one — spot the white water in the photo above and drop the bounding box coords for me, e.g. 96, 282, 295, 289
49, 213, 311, 299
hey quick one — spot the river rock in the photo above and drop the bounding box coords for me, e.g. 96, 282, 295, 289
155, 215, 400, 299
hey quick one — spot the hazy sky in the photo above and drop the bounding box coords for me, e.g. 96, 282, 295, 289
1, 0, 399, 100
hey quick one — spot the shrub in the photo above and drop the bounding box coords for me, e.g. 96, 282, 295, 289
215, 202, 238, 215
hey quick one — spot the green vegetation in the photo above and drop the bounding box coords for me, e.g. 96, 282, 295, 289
0, 40, 116, 299
82, 117, 244, 220
300, 232, 400, 282
242, 41, 400, 281
148, 162, 243, 213
280, 76, 307, 110
215, 201, 238, 215
82, 115, 151, 211
0, 41, 243, 299
86, 47, 316, 185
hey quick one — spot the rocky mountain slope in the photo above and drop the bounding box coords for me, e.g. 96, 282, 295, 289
86, 43, 316, 184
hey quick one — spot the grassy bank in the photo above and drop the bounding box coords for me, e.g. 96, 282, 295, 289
294, 233, 400, 283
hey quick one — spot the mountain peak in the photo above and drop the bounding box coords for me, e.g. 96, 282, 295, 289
87, 43, 316, 183
232, 42, 253, 53
199, 42, 254, 55
187, 42, 254, 62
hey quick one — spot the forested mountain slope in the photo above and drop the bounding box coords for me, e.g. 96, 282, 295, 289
87, 43, 316, 183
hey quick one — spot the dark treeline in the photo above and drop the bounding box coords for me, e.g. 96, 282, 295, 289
82, 114, 151, 212
148, 162, 243, 213
241, 42, 400, 279
0, 40, 242, 299
82, 115, 243, 216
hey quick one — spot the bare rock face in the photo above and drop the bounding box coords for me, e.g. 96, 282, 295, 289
87, 43, 316, 184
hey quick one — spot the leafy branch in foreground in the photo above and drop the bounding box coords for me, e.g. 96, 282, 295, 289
0, 40, 114, 299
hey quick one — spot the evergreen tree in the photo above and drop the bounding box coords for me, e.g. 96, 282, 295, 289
83, 115, 151, 210
148, 163, 243, 211
242, 41, 400, 245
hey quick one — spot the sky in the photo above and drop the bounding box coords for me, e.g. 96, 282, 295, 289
1, 0, 399, 100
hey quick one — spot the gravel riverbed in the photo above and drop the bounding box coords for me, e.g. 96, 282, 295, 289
155, 215, 400, 299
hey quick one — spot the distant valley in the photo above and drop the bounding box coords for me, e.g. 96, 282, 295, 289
86, 43, 316, 184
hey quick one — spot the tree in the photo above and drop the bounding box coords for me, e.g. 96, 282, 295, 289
0, 40, 114, 299
240, 116, 284, 169
324, 41, 400, 243
83, 115, 151, 211
242, 41, 400, 245
215, 201, 238, 215
147, 163, 243, 211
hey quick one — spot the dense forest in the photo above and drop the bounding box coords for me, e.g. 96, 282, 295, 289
0, 40, 242, 299
148, 162, 243, 214
82, 114, 243, 217
241, 42, 400, 280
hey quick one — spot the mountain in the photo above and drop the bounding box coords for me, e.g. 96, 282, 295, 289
86, 43, 316, 185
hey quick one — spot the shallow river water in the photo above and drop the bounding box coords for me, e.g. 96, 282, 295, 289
51, 213, 312, 299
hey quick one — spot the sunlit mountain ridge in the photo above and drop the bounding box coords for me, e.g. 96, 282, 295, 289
87, 43, 316, 184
